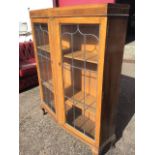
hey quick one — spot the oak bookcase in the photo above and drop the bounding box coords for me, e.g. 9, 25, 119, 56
30, 4, 129, 155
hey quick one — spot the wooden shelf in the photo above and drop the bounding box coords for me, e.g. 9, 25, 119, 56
65, 104, 95, 138
37, 45, 50, 52
65, 91, 96, 119
42, 79, 54, 92
74, 114, 95, 138
64, 51, 98, 64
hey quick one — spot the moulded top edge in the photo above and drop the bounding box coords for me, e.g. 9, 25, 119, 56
30, 3, 129, 18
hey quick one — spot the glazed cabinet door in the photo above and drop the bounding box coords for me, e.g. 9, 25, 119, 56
32, 20, 57, 116
55, 17, 107, 145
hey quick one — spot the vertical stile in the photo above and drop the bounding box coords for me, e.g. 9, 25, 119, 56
71, 33, 76, 128
83, 34, 86, 135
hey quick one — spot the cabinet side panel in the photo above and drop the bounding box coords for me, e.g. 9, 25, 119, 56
100, 16, 128, 151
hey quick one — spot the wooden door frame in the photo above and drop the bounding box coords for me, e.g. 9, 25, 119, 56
30, 18, 58, 120
95, 17, 107, 147
52, 16, 107, 147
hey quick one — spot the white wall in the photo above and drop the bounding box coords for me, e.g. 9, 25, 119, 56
19, 0, 53, 32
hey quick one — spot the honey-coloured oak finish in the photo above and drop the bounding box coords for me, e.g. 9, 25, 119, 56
30, 4, 129, 155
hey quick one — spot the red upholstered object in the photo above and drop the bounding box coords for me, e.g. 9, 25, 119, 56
19, 41, 38, 91
19, 75, 38, 91
57, 0, 115, 7
19, 42, 35, 61
19, 58, 37, 77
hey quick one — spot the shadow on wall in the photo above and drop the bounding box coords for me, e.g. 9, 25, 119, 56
101, 74, 135, 154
